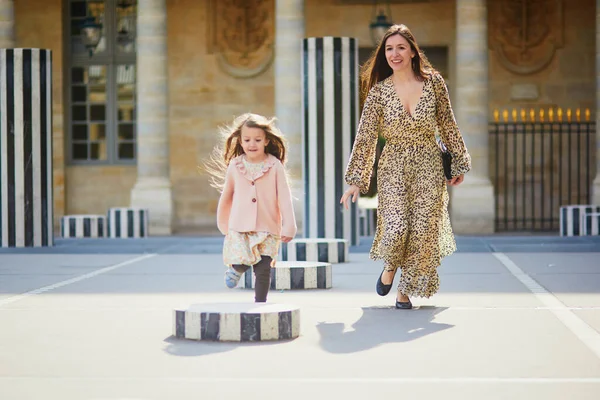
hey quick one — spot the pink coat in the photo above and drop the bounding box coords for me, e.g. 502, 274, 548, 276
217, 154, 297, 238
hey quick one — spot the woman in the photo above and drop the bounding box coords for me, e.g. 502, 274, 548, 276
340, 24, 471, 309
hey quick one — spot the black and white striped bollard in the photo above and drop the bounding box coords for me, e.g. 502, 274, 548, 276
0, 48, 53, 247
60, 215, 107, 238
280, 238, 349, 263
241, 261, 332, 290
173, 303, 300, 342
107, 207, 149, 238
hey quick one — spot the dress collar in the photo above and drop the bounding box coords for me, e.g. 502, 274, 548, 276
233, 154, 276, 182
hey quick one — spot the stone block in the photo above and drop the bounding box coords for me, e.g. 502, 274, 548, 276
240, 261, 332, 290
61, 215, 107, 238
107, 207, 149, 238
173, 302, 300, 342
560, 205, 600, 236
280, 238, 349, 264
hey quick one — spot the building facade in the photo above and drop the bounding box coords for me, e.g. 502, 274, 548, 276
3, 0, 599, 235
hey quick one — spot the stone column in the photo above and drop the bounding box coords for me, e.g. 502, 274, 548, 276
275, 0, 304, 234
593, 0, 600, 204
130, 0, 173, 235
1, 49, 54, 247
0, 0, 14, 48
302, 37, 359, 245
451, 0, 495, 234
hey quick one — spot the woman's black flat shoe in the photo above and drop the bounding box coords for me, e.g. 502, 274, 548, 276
395, 300, 413, 309
376, 270, 393, 296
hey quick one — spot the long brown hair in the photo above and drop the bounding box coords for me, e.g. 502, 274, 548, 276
203, 113, 289, 191
360, 24, 435, 103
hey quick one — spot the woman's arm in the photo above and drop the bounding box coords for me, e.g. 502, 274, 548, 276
433, 73, 471, 178
344, 85, 382, 194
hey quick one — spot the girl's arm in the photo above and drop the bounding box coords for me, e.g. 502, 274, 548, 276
216, 164, 234, 235
433, 72, 471, 177
344, 84, 382, 194
276, 162, 297, 239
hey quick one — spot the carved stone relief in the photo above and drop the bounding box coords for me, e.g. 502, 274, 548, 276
489, 0, 564, 75
207, 0, 274, 79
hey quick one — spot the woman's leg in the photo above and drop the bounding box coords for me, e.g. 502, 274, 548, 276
381, 265, 397, 285
253, 256, 272, 302
383, 264, 410, 303
397, 291, 410, 302
394, 268, 410, 302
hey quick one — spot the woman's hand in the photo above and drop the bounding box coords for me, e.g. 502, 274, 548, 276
281, 236, 293, 243
340, 185, 360, 210
448, 174, 464, 186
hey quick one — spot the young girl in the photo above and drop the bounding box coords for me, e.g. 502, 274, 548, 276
206, 113, 297, 303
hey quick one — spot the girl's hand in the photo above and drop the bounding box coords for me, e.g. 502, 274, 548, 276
281, 236, 293, 243
340, 185, 360, 210
448, 174, 464, 186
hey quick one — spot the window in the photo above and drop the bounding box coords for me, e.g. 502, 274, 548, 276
67, 0, 137, 164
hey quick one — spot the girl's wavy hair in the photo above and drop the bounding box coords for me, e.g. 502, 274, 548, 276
203, 113, 289, 191
360, 24, 436, 105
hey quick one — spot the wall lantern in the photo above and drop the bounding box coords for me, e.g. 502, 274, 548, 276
79, 1, 103, 57
80, 16, 102, 57
116, 0, 136, 49
369, 0, 393, 47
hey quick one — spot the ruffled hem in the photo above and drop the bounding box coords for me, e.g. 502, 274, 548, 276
223, 231, 280, 267
397, 267, 440, 298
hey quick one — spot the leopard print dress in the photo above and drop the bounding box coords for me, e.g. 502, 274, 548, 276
344, 72, 471, 298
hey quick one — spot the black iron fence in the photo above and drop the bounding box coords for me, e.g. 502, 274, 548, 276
489, 108, 596, 232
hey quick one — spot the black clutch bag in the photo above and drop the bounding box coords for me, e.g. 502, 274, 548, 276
437, 139, 452, 180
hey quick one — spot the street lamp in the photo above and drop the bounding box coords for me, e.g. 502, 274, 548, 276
369, 1, 393, 47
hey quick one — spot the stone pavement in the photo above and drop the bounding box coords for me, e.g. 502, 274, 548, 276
1, 236, 600, 399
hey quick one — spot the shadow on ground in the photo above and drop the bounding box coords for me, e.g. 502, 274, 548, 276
162, 334, 297, 357
316, 306, 452, 354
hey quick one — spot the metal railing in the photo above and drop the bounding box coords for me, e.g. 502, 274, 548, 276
489, 107, 596, 232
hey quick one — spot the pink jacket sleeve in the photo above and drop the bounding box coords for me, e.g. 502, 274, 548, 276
276, 162, 297, 238
216, 164, 234, 235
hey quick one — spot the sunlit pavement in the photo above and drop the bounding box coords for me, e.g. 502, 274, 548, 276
1, 236, 599, 400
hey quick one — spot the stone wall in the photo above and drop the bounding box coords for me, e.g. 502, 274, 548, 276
489, 0, 596, 114
65, 166, 137, 215
168, 0, 275, 234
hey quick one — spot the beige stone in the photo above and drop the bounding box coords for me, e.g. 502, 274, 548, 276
275, 0, 304, 232
510, 84, 539, 101
66, 166, 137, 214
131, 0, 173, 234
453, 0, 494, 234
0, 0, 14, 48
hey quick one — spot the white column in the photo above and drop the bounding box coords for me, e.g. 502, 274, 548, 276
0, 0, 14, 48
130, 0, 173, 235
451, 0, 495, 234
275, 0, 304, 234
593, 0, 600, 204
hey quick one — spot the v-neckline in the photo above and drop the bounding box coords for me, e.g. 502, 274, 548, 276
389, 77, 426, 119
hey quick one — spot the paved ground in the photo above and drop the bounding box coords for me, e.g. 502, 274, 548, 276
1, 236, 600, 399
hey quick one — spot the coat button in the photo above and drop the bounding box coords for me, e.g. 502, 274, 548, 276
252, 198, 256, 203
251, 181, 255, 185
